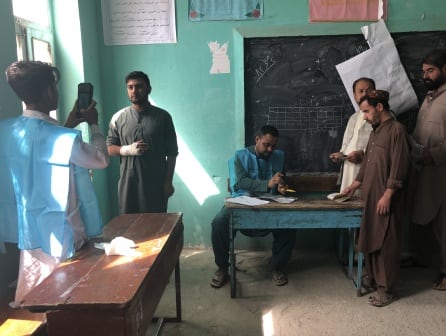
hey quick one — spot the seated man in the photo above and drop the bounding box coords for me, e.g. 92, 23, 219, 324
210, 125, 296, 288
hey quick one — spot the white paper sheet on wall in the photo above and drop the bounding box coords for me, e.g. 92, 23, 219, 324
336, 20, 418, 115
208, 41, 230, 74
101, 0, 177, 45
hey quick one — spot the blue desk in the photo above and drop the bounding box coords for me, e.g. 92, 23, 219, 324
226, 197, 364, 298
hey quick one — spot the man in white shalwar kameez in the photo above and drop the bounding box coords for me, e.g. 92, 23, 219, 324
330, 77, 375, 194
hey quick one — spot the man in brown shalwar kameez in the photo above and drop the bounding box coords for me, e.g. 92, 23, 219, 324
343, 90, 410, 307
410, 49, 446, 290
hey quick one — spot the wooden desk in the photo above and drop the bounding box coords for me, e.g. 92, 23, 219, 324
226, 196, 364, 298
21, 213, 184, 336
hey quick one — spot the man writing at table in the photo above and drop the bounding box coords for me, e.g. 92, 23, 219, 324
210, 125, 296, 288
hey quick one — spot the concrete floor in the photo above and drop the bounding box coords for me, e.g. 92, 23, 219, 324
149, 248, 445, 336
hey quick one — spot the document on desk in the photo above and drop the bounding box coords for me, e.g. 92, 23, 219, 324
226, 196, 270, 206
258, 194, 297, 204
327, 192, 351, 202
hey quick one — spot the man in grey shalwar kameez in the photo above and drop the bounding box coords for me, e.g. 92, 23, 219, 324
410, 49, 446, 291
107, 71, 178, 213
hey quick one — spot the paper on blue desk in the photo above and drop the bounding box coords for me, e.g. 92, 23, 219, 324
226, 196, 270, 206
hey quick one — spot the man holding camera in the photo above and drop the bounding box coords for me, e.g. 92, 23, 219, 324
0, 61, 109, 306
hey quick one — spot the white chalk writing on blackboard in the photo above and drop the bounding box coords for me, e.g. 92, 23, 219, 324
255, 55, 276, 83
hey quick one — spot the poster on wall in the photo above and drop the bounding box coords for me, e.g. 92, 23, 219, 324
189, 0, 263, 21
309, 0, 387, 22
208, 41, 230, 74
101, 0, 177, 45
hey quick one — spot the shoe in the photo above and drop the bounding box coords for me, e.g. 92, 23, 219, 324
210, 268, 229, 288
272, 271, 288, 286
432, 273, 446, 291
367, 293, 399, 307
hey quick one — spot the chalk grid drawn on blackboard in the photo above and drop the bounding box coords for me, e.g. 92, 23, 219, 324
267, 104, 344, 133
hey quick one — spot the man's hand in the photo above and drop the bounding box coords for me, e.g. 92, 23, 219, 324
277, 184, 288, 195
268, 172, 285, 189
346, 150, 364, 164
64, 100, 98, 128
164, 182, 175, 199
120, 140, 149, 156
342, 180, 361, 197
329, 152, 343, 163
377, 189, 394, 216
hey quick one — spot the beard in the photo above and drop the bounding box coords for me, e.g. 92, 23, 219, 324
424, 74, 446, 91
130, 96, 147, 105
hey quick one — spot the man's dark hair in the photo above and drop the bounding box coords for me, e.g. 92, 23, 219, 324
125, 71, 151, 87
5, 61, 59, 105
421, 49, 446, 69
359, 90, 390, 110
352, 77, 376, 92
257, 125, 279, 138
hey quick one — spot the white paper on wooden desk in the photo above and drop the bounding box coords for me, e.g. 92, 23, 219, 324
226, 196, 270, 206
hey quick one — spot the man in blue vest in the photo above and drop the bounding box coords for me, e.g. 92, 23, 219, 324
0, 61, 109, 306
210, 125, 296, 288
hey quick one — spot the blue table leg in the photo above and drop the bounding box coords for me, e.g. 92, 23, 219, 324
338, 229, 344, 261
229, 211, 236, 298
356, 252, 363, 297
348, 228, 354, 278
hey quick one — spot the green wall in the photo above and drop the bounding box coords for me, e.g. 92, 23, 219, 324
0, 0, 21, 298
2, 1, 446, 296
80, 0, 446, 249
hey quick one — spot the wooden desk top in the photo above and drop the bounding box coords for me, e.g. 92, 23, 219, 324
20, 213, 183, 312
225, 195, 363, 210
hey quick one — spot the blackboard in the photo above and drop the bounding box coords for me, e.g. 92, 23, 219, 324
244, 31, 446, 173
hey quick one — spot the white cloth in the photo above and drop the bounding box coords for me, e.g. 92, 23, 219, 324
14, 249, 60, 305
14, 110, 108, 305
339, 110, 372, 193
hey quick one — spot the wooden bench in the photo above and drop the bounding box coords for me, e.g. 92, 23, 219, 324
0, 288, 47, 336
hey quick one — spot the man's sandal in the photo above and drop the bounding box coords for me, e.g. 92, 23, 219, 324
367, 293, 398, 307
272, 271, 288, 286
432, 273, 446, 291
210, 268, 229, 288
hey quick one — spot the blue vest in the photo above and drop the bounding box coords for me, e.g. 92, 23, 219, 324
228, 148, 284, 197
0, 116, 102, 258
